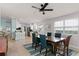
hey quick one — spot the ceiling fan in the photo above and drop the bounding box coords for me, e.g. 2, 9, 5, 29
32, 3, 53, 15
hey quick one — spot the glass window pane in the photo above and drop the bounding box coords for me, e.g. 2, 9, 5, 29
65, 27, 78, 31
65, 31, 78, 34
65, 27, 78, 34
54, 28, 63, 33
65, 19, 78, 27
54, 19, 79, 34
55, 28, 63, 30
54, 20, 64, 27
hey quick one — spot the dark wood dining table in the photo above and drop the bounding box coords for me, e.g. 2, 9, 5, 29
47, 37, 65, 55
36, 34, 65, 55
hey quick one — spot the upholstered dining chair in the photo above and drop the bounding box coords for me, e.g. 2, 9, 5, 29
47, 32, 52, 40
55, 33, 61, 38
47, 32, 52, 36
32, 32, 40, 50
32, 32, 36, 46
56, 35, 72, 56
39, 34, 53, 56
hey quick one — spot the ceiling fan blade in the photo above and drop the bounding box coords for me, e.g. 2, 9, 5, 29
32, 6, 40, 9
43, 9, 53, 11
45, 3, 48, 5
40, 3, 48, 11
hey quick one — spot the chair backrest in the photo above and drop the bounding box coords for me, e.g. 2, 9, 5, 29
47, 32, 52, 36
40, 34, 47, 48
32, 33, 37, 44
55, 33, 61, 38
64, 35, 72, 47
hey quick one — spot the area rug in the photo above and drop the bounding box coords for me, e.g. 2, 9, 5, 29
24, 43, 78, 56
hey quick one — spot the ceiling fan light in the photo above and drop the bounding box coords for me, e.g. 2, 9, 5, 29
41, 4, 43, 7
43, 9, 53, 11
43, 12, 45, 15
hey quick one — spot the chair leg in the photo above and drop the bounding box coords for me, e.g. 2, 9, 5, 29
50, 46, 53, 53
63, 49, 65, 56
35, 46, 36, 50
45, 49, 47, 56
40, 46, 42, 54
35, 44, 37, 51
63, 48, 65, 56
67, 47, 68, 56
32, 43, 33, 47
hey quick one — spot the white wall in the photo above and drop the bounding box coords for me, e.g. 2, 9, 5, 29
70, 34, 79, 49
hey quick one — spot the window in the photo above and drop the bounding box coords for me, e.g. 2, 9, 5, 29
64, 19, 78, 34
54, 19, 79, 34
65, 19, 78, 27
54, 20, 64, 27
54, 20, 64, 33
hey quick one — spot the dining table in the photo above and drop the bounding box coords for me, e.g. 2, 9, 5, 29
36, 34, 65, 55
47, 37, 65, 55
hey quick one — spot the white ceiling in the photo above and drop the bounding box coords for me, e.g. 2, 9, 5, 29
0, 3, 79, 24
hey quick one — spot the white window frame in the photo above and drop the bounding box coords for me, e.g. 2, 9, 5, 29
54, 19, 79, 35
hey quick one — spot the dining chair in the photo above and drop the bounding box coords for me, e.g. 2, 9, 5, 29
47, 32, 52, 40
40, 34, 53, 56
56, 35, 72, 56
47, 32, 52, 36
32, 32, 40, 50
55, 33, 61, 38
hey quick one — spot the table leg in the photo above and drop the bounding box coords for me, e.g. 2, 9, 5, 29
53, 44, 55, 55
53, 43, 58, 56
